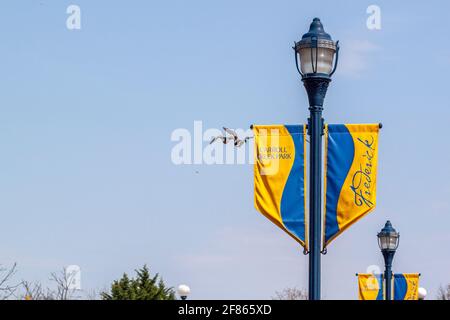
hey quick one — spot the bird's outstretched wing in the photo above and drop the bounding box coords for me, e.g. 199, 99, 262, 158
236, 140, 245, 147
210, 136, 224, 144
223, 127, 238, 139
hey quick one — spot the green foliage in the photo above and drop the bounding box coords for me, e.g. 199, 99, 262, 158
101, 265, 175, 300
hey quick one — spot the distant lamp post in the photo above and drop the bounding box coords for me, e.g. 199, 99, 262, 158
293, 17, 339, 301
177, 284, 191, 300
418, 287, 427, 300
377, 221, 400, 300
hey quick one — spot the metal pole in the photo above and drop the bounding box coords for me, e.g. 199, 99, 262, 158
308, 105, 323, 300
303, 76, 330, 300
382, 250, 394, 300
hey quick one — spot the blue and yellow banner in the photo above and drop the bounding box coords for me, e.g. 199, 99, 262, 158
358, 273, 384, 300
394, 273, 420, 300
324, 124, 380, 248
253, 125, 307, 249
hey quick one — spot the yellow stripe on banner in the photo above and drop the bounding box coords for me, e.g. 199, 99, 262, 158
404, 274, 420, 300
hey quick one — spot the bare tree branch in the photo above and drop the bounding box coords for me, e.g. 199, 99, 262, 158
437, 284, 450, 300
272, 287, 308, 300
17, 267, 79, 300
0, 263, 21, 300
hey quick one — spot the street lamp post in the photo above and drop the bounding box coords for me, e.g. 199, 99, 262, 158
377, 221, 400, 300
177, 284, 191, 300
294, 18, 339, 300
418, 287, 427, 300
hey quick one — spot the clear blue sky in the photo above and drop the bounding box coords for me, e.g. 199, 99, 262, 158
1, 0, 450, 299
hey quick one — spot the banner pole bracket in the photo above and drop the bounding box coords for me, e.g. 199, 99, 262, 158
252, 123, 382, 129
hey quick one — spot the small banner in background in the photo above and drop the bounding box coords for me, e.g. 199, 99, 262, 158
394, 273, 420, 300
324, 124, 380, 248
358, 273, 384, 300
253, 125, 308, 250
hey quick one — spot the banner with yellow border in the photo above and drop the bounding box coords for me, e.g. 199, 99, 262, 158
253, 125, 308, 249
394, 273, 420, 300
324, 124, 380, 248
358, 273, 384, 300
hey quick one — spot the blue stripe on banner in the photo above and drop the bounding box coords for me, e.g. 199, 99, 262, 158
280, 125, 305, 243
376, 275, 384, 300
325, 125, 355, 243
394, 274, 407, 300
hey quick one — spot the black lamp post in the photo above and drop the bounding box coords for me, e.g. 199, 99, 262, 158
294, 18, 339, 300
377, 221, 400, 300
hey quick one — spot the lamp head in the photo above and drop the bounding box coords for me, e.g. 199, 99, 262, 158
377, 220, 400, 252
177, 284, 191, 300
418, 287, 427, 300
294, 18, 339, 78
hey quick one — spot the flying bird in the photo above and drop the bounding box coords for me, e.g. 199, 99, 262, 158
209, 127, 253, 147
223, 127, 253, 147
